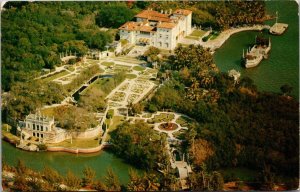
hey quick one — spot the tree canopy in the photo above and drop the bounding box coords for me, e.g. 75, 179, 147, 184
148, 43, 299, 183
96, 4, 136, 28
1, 2, 114, 91
110, 121, 169, 170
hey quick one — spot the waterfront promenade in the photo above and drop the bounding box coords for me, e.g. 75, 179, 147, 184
201, 25, 271, 51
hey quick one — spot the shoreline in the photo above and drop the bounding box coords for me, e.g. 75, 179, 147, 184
47, 145, 104, 154
200, 25, 271, 51
2, 137, 110, 154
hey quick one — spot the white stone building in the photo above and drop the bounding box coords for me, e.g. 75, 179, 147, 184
119, 9, 192, 50
19, 112, 68, 144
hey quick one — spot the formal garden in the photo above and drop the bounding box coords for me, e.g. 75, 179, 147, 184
106, 79, 156, 107
40, 58, 100, 85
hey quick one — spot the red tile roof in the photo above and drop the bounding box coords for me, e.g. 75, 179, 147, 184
140, 25, 155, 32
173, 9, 192, 16
157, 22, 176, 29
135, 10, 171, 22
118, 22, 138, 31
118, 21, 155, 32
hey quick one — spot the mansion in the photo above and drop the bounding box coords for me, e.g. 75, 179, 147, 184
18, 112, 68, 144
119, 9, 192, 50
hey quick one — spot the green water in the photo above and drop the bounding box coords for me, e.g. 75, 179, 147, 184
214, 1, 299, 98
2, 141, 140, 184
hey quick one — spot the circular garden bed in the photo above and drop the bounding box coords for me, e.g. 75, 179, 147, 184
159, 122, 178, 131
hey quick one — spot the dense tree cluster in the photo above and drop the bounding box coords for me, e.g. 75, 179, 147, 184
3, 159, 186, 191
96, 3, 137, 28
187, 164, 224, 191
2, 80, 66, 124
148, 44, 299, 187
65, 64, 101, 93
110, 122, 169, 170
143, 46, 161, 63
2, 2, 114, 91
50, 105, 98, 131
148, 1, 266, 30
2, 160, 122, 191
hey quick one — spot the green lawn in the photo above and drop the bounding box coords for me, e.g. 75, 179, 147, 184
101, 61, 115, 67
82, 77, 114, 95
111, 116, 125, 130
176, 116, 199, 129
178, 43, 189, 47
190, 29, 206, 37
120, 39, 128, 46
126, 74, 137, 79
47, 136, 101, 148
133, 65, 146, 71
114, 65, 132, 72
105, 116, 125, 141
172, 130, 187, 140
158, 48, 172, 55
210, 33, 219, 40
186, 36, 199, 40
142, 113, 152, 118
2, 124, 19, 143
86, 59, 99, 65
41, 107, 57, 117
65, 65, 75, 72
148, 113, 175, 123
176, 116, 193, 127
41, 70, 70, 82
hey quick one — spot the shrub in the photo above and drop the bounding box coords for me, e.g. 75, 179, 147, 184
106, 109, 114, 119
38, 144, 47, 151
202, 36, 209, 42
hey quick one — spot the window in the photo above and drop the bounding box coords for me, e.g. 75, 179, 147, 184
45, 127, 48, 131
159, 42, 162, 47
41, 126, 43, 132
33, 124, 35, 130
37, 133, 39, 137
37, 125, 39, 131
33, 133, 35, 137
165, 43, 169, 48
159, 34, 162, 38
141, 31, 150, 35
166, 35, 169, 39
41, 134, 43, 138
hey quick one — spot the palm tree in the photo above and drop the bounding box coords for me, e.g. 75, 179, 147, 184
143, 173, 160, 191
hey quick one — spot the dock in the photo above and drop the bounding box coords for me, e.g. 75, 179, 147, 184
269, 23, 288, 35
269, 11, 288, 35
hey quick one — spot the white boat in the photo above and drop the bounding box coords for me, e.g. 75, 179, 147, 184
242, 37, 271, 68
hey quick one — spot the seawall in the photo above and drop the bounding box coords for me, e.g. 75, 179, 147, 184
47, 145, 104, 154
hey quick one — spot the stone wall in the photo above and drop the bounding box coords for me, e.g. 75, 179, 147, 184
47, 145, 103, 154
